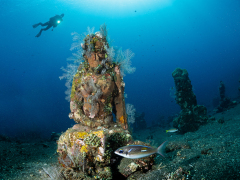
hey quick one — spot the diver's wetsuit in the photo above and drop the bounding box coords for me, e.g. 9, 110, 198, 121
33, 14, 64, 37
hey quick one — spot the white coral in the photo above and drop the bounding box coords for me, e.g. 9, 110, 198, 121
126, 103, 136, 124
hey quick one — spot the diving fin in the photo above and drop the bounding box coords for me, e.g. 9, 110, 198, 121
32, 24, 39, 28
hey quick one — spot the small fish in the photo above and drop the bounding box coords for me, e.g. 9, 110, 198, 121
114, 141, 167, 159
166, 128, 178, 133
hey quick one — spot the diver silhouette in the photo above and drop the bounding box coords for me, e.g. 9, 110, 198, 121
33, 14, 64, 37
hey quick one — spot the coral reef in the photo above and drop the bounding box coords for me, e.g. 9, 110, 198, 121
57, 126, 133, 179
216, 81, 237, 112
172, 68, 208, 133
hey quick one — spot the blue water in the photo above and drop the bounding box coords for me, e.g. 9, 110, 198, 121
1, 0, 240, 139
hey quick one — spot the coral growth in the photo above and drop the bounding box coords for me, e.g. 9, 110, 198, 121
57, 25, 154, 180
57, 125, 133, 179
216, 81, 237, 112
59, 63, 79, 101
126, 103, 136, 124
172, 68, 208, 133
64, 26, 130, 130
114, 48, 136, 76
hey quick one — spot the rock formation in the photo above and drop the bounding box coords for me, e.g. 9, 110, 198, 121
172, 68, 208, 133
216, 81, 237, 112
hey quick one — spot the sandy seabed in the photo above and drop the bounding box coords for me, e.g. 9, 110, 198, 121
1, 103, 240, 179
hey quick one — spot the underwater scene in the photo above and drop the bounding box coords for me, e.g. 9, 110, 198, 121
1, 0, 240, 179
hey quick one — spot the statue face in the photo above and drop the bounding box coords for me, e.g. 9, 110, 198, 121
87, 53, 100, 68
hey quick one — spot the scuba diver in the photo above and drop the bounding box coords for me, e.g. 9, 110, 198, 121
32, 14, 64, 37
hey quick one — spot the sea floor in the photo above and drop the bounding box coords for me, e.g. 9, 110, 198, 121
135, 103, 240, 180
0, 139, 58, 180
1, 103, 240, 179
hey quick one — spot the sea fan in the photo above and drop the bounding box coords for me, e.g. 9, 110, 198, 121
100, 23, 107, 38
122, 49, 136, 74
59, 63, 78, 101
87, 26, 95, 36
114, 49, 136, 76
67, 49, 84, 64
105, 45, 115, 62
126, 103, 136, 124
70, 32, 83, 51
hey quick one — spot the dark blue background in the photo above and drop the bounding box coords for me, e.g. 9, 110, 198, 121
1, 0, 240, 139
